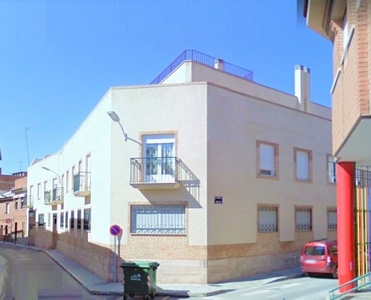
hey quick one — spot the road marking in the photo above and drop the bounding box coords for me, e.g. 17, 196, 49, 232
161, 297, 170, 300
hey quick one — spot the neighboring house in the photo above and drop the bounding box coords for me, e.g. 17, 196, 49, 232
0, 174, 29, 243
27, 50, 336, 284
304, 0, 371, 288
0, 171, 27, 192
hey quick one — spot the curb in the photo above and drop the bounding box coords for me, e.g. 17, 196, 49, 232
6, 243, 305, 298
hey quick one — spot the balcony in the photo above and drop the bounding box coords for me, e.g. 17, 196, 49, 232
44, 187, 64, 205
130, 157, 182, 189
22, 195, 34, 209
73, 172, 91, 197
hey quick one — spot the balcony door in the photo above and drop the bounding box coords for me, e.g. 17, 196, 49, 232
143, 134, 175, 183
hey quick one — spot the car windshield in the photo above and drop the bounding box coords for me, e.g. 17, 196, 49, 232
304, 246, 325, 256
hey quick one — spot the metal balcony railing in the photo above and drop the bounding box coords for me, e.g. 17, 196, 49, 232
150, 49, 254, 84
73, 172, 91, 196
130, 157, 200, 186
44, 188, 64, 205
22, 195, 34, 208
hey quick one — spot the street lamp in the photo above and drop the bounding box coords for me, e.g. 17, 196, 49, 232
42, 167, 61, 185
107, 111, 128, 141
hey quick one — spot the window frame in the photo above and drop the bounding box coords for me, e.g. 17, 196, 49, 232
327, 207, 337, 231
295, 206, 312, 232
327, 154, 336, 184
257, 205, 278, 233
5, 203, 9, 215
38, 213, 45, 227
256, 140, 279, 179
83, 208, 91, 231
294, 148, 312, 182
130, 204, 186, 235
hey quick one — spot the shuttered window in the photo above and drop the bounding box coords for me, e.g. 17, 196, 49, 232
295, 207, 312, 231
296, 149, 310, 181
260, 144, 275, 176
131, 205, 185, 234
258, 206, 278, 233
328, 208, 337, 230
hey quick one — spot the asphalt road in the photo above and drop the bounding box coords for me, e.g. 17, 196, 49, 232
200, 275, 338, 300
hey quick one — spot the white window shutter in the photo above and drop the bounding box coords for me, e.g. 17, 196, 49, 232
260, 144, 275, 175
297, 151, 309, 180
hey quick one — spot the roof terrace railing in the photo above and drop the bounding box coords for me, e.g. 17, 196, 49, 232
150, 49, 254, 84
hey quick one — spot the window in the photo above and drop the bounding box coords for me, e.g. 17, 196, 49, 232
47, 213, 51, 228
60, 212, 64, 228
295, 207, 312, 231
70, 210, 75, 229
328, 208, 337, 230
29, 185, 33, 199
66, 170, 69, 193
328, 155, 336, 183
77, 209, 81, 229
131, 204, 185, 234
38, 214, 45, 227
258, 206, 278, 233
14, 200, 18, 210
37, 183, 41, 199
143, 134, 175, 183
65, 211, 69, 230
5, 203, 9, 214
343, 11, 349, 51
295, 148, 311, 181
355, 168, 362, 186
257, 141, 278, 177
21, 196, 25, 209
84, 208, 91, 231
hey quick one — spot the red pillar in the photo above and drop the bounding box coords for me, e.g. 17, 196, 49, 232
337, 162, 356, 292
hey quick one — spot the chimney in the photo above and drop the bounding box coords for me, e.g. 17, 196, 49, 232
294, 65, 311, 113
214, 58, 225, 71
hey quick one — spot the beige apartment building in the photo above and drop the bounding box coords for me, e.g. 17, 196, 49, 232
304, 0, 371, 288
27, 50, 336, 284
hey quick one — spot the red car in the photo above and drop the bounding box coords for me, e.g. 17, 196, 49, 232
300, 239, 338, 278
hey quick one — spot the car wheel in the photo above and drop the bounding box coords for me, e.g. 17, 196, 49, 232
332, 267, 338, 279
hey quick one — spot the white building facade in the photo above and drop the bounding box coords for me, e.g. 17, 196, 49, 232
27, 50, 336, 284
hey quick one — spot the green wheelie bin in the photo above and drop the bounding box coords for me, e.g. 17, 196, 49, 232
121, 261, 160, 300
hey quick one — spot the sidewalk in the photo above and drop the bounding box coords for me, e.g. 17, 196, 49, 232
5, 242, 304, 297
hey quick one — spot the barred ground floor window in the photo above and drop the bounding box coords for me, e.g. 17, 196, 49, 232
131, 204, 186, 234
258, 206, 278, 233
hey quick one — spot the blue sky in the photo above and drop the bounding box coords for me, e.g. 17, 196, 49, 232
0, 0, 332, 175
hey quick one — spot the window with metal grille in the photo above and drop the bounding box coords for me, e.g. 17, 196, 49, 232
131, 204, 186, 234
295, 207, 312, 231
258, 206, 278, 233
77, 209, 81, 230
328, 208, 337, 230
47, 213, 51, 228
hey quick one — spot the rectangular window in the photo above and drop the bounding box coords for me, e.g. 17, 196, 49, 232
258, 141, 278, 177
131, 204, 185, 234
355, 168, 362, 186
60, 212, 64, 228
14, 200, 18, 210
5, 203, 9, 214
143, 134, 175, 183
47, 213, 51, 228
295, 207, 312, 231
328, 155, 336, 183
343, 12, 349, 51
65, 211, 69, 230
77, 209, 81, 229
84, 208, 91, 231
66, 170, 69, 193
37, 183, 41, 199
328, 208, 337, 231
295, 148, 311, 181
38, 214, 45, 227
258, 206, 278, 233
70, 210, 75, 229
